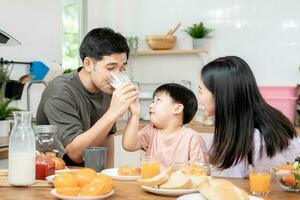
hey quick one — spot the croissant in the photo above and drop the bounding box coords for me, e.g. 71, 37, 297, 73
51, 157, 66, 170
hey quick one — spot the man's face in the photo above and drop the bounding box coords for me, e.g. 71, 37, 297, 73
89, 53, 128, 94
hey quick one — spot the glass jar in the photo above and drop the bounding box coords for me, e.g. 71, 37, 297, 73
34, 125, 66, 180
34, 125, 65, 158
8, 111, 36, 186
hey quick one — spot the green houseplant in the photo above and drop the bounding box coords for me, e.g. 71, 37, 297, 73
184, 22, 213, 49
0, 96, 20, 137
0, 62, 9, 88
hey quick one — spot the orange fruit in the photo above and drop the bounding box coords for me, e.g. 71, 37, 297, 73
75, 168, 97, 187
284, 175, 297, 186
56, 187, 81, 196
54, 173, 79, 188
92, 174, 113, 194
79, 181, 105, 196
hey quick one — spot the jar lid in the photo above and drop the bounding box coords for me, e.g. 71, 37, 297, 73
34, 125, 57, 133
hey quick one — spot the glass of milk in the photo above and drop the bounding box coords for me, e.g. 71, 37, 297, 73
8, 111, 36, 186
110, 71, 130, 89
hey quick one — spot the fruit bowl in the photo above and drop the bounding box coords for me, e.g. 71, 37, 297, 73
272, 163, 300, 192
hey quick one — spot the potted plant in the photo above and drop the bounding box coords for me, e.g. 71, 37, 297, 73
0, 61, 9, 89
184, 22, 213, 49
0, 96, 20, 137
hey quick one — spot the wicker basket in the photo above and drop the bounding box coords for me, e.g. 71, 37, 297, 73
146, 35, 176, 50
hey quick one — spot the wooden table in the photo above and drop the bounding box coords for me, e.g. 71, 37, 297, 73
0, 178, 299, 200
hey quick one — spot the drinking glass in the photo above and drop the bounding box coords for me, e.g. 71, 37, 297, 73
83, 147, 107, 172
110, 71, 130, 89
249, 165, 271, 195
140, 156, 160, 179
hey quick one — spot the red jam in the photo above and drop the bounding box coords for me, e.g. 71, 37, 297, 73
35, 156, 55, 180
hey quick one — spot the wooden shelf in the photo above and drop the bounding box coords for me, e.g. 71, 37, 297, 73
131, 49, 208, 56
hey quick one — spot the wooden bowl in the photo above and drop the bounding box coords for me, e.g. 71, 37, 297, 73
146, 35, 176, 50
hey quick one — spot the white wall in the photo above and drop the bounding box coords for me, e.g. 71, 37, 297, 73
87, 0, 300, 87
0, 0, 62, 114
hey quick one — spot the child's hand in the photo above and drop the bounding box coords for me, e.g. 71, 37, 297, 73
130, 98, 140, 117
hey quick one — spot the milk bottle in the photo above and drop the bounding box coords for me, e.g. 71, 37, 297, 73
8, 111, 36, 186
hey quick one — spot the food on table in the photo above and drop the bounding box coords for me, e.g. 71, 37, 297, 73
56, 186, 81, 196
35, 153, 55, 180
273, 160, 300, 191
198, 179, 249, 200
188, 175, 213, 189
138, 167, 175, 187
51, 157, 66, 170
54, 172, 79, 188
117, 165, 141, 176
159, 170, 192, 189
93, 174, 113, 194
138, 164, 214, 190
182, 163, 210, 175
53, 168, 113, 196
36, 151, 66, 171
75, 168, 97, 187
45, 152, 56, 159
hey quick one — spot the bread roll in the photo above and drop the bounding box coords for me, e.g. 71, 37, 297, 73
138, 167, 175, 187
188, 175, 213, 189
51, 157, 66, 170
159, 170, 192, 189
118, 165, 141, 176
198, 179, 249, 200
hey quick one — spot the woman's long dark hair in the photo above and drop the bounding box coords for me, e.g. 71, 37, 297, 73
201, 56, 297, 169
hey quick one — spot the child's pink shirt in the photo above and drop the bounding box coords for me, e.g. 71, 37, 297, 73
138, 124, 208, 169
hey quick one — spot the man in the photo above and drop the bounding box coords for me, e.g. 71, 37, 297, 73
36, 28, 139, 167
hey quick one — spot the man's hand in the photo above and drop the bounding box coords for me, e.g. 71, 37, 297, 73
108, 82, 139, 119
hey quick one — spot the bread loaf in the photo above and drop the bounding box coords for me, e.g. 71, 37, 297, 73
138, 167, 175, 187
198, 179, 249, 200
159, 170, 192, 189
188, 175, 213, 189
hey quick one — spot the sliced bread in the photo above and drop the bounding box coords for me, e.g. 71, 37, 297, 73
188, 175, 213, 188
159, 170, 192, 189
137, 167, 175, 187
198, 179, 249, 200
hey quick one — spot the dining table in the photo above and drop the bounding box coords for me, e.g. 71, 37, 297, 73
0, 176, 299, 200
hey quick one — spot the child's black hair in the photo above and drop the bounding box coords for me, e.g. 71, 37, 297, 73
153, 83, 198, 124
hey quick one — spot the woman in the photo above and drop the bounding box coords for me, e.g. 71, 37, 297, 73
198, 56, 300, 178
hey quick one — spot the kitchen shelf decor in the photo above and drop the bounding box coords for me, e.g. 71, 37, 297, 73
131, 49, 207, 56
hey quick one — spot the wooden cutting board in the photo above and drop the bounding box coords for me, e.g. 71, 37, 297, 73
0, 169, 51, 187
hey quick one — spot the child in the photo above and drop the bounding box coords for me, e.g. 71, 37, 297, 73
122, 83, 208, 169
199, 56, 300, 178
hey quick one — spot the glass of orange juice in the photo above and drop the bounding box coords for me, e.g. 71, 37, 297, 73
140, 156, 160, 179
249, 165, 271, 195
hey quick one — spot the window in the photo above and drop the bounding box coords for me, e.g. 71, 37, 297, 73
62, 0, 86, 69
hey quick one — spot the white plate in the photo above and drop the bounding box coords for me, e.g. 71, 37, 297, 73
50, 189, 114, 200
55, 169, 80, 174
177, 193, 264, 200
101, 168, 141, 181
46, 174, 58, 184
141, 185, 198, 196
